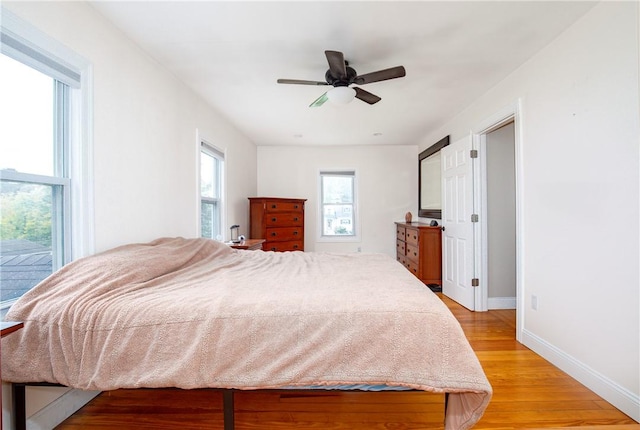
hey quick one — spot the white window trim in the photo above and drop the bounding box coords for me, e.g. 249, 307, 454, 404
317, 169, 360, 243
1, 7, 94, 260
196, 131, 226, 240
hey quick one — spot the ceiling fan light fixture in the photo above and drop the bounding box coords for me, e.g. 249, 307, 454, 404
327, 86, 356, 105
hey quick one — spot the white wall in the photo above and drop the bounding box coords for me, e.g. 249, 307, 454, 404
257, 145, 417, 255
419, 2, 639, 420
2, 1, 257, 427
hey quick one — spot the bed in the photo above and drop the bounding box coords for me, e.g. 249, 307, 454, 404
1, 237, 492, 429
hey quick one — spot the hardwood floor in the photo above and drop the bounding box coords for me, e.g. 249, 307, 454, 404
55, 295, 638, 429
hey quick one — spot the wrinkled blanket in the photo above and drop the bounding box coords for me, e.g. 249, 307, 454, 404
2, 237, 491, 429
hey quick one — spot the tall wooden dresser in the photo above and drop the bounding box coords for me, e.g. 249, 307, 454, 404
249, 197, 306, 252
395, 222, 442, 290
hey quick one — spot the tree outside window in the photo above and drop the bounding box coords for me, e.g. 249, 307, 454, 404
0, 53, 72, 313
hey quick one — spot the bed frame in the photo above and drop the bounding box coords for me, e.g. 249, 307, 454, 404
11, 383, 449, 430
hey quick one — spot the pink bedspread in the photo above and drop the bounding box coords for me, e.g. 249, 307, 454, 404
2, 237, 491, 429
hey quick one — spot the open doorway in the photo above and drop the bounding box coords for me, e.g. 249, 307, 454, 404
482, 121, 517, 310
471, 102, 523, 342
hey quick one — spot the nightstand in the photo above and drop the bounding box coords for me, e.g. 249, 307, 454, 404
1, 322, 23, 337
227, 239, 265, 251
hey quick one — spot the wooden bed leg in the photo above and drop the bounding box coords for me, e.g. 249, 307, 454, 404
12, 383, 26, 430
223, 389, 235, 430
444, 392, 449, 425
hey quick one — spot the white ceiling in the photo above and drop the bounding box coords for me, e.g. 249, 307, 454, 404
89, 1, 596, 147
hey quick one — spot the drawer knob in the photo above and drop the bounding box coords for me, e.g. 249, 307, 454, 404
271, 247, 277, 251
293, 244, 299, 249
271, 232, 277, 236
271, 204, 277, 209
271, 217, 277, 222
293, 231, 298, 236
294, 205, 299, 209
293, 217, 298, 222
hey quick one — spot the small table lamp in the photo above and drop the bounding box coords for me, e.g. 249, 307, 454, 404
230, 225, 240, 243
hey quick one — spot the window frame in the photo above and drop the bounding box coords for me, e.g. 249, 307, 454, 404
317, 169, 359, 243
199, 140, 225, 240
0, 8, 93, 313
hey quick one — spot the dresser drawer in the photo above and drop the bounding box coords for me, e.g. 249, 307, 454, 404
406, 243, 419, 263
266, 227, 303, 241
266, 212, 304, 227
396, 254, 406, 266
396, 226, 406, 241
396, 239, 406, 255
265, 240, 303, 252
405, 259, 419, 277
405, 229, 419, 246
265, 201, 304, 213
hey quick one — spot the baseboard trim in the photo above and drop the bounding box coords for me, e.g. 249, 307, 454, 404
27, 388, 100, 430
487, 296, 516, 309
522, 329, 640, 422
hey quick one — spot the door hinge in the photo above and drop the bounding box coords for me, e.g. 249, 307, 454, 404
471, 278, 480, 287
470, 149, 478, 159
471, 214, 479, 223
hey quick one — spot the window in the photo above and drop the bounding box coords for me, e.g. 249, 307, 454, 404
200, 142, 224, 240
0, 11, 90, 317
320, 170, 357, 239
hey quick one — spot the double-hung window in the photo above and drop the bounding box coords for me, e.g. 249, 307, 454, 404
200, 142, 224, 240
0, 18, 87, 317
320, 170, 357, 239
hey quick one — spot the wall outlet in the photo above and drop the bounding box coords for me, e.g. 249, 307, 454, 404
531, 295, 538, 310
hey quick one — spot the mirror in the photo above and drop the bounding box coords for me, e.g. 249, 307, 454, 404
419, 136, 450, 219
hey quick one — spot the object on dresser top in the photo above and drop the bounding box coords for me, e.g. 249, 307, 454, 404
249, 197, 306, 252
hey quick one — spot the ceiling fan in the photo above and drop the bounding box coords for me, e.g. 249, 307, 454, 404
277, 50, 406, 107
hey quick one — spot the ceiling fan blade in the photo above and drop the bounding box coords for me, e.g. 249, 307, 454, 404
354, 87, 381, 105
355, 66, 406, 85
278, 79, 329, 86
325, 50, 347, 80
309, 92, 329, 108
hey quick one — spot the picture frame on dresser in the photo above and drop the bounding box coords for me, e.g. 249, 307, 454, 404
418, 135, 450, 219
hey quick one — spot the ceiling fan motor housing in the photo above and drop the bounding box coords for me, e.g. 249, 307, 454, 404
325, 66, 358, 87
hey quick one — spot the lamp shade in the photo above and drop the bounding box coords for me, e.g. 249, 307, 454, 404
327, 86, 356, 105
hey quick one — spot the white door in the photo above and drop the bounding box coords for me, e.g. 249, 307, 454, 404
441, 136, 476, 310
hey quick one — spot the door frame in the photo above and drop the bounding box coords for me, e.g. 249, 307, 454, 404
471, 99, 524, 342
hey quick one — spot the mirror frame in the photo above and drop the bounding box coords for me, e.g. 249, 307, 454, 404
418, 135, 450, 219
